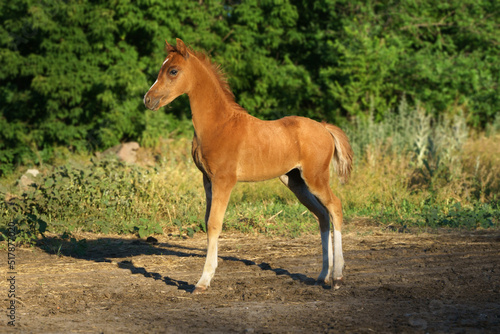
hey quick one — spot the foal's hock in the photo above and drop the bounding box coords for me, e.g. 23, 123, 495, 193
144, 38, 353, 294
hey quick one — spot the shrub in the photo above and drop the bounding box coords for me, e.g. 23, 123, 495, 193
1, 0, 498, 174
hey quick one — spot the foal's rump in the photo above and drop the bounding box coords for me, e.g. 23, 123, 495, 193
291, 117, 353, 183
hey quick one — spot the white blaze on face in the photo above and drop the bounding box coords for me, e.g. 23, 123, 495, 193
144, 57, 171, 104
146, 58, 170, 93
149, 79, 159, 90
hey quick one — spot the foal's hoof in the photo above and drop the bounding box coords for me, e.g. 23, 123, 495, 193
315, 279, 330, 286
333, 277, 344, 290
192, 286, 207, 294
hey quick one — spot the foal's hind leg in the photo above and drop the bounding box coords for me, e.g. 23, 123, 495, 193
292, 168, 345, 289
280, 169, 334, 285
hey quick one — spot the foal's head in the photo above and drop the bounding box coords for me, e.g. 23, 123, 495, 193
144, 38, 192, 110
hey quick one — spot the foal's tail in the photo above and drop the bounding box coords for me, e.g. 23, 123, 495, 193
323, 124, 354, 184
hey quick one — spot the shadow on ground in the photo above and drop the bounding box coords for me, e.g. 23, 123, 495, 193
37, 234, 321, 292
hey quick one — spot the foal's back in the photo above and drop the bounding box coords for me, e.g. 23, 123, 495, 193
212, 112, 335, 182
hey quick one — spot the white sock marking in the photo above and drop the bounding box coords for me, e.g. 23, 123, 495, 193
334, 229, 344, 278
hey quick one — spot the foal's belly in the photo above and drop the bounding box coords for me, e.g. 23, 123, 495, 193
236, 164, 299, 182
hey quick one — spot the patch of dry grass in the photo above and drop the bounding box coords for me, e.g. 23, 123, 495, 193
461, 134, 500, 202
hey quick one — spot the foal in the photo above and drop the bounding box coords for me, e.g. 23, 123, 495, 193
144, 39, 353, 294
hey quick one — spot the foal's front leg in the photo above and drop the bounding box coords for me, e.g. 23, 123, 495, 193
193, 177, 235, 294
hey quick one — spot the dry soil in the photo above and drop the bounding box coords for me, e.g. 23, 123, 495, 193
1, 220, 499, 333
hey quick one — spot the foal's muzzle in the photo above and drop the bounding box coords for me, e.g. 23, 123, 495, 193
144, 93, 160, 110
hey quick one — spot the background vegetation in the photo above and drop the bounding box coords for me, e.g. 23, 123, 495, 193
1, 0, 499, 243
1, 0, 499, 172
2, 102, 499, 244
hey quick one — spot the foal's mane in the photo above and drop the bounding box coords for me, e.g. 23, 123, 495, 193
169, 44, 238, 105
194, 50, 236, 102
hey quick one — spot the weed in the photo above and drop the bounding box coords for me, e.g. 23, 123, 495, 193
420, 202, 499, 229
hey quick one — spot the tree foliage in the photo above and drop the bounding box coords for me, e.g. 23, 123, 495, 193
1, 0, 498, 174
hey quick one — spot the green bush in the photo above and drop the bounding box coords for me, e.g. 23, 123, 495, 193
1, 0, 498, 174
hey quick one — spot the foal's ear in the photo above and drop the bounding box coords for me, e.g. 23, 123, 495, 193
175, 38, 190, 59
165, 40, 176, 54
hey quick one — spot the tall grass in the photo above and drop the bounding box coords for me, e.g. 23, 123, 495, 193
1, 101, 499, 243
342, 99, 499, 228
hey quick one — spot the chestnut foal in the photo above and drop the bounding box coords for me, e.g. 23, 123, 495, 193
144, 39, 353, 294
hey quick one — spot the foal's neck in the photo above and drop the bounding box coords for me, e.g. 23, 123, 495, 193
187, 56, 239, 140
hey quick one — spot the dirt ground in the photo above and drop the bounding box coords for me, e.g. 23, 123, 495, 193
1, 220, 500, 333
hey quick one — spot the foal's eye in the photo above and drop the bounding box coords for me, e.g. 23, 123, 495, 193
169, 69, 178, 76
